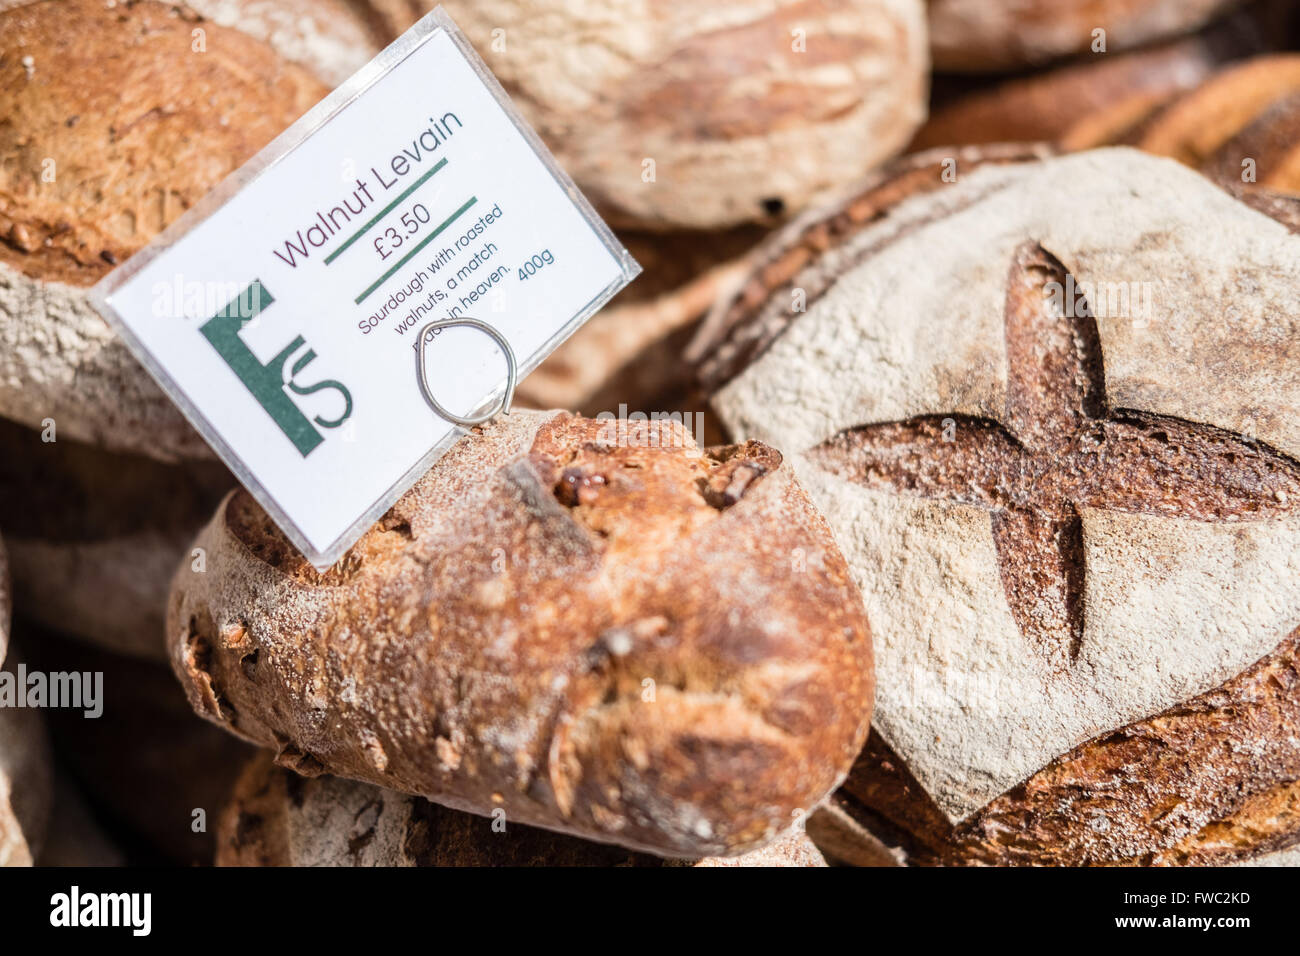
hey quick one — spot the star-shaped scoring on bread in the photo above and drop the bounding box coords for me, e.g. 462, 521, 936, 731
809, 241, 1300, 670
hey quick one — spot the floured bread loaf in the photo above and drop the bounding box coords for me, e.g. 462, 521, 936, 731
0, 0, 328, 461
439, 0, 928, 229
183, 0, 386, 86
0, 418, 233, 660
219, 751, 827, 866
168, 409, 873, 858
928, 0, 1243, 72
691, 146, 1300, 865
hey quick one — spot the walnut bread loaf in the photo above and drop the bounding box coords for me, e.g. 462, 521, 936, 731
440, 0, 929, 230
0, 0, 328, 461
168, 410, 874, 858
218, 751, 827, 866
690, 145, 1300, 865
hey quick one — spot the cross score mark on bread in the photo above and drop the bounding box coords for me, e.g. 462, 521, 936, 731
810, 241, 1300, 671
703, 148, 1300, 826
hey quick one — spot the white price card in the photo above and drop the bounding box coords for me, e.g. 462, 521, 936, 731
91, 7, 639, 570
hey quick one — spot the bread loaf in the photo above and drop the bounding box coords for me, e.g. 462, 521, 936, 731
928, 0, 1243, 72
218, 751, 827, 866
1069, 55, 1300, 196
911, 21, 1272, 152
691, 146, 1300, 864
168, 409, 874, 857
439, 0, 928, 230
0, 418, 233, 659
0, 0, 328, 461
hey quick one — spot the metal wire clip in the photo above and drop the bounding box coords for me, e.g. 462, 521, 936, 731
414, 317, 517, 427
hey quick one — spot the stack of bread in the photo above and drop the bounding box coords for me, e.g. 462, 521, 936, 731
2, 0, 1298, 866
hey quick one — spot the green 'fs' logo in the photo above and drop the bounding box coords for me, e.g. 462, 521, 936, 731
200, 281, 352, 457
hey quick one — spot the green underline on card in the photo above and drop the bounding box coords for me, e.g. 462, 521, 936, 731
354, 196, 478, 305
324, 158, 449, 265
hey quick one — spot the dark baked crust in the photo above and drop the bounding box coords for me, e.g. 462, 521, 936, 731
218, 750, 827, 866
169, 411, 873, 857
0, 0, 328, 286
844, 628, 1300, 865
912, 16, 1275, 152
928, 0, 1244, 73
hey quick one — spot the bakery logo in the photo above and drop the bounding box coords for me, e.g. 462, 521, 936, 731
49, 886, 150, 936
1044, 274, 1154, 326
0, 664, 102, 718
199, 280, 353, 457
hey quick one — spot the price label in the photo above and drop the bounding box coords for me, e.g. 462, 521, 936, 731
91, 8, 638, 569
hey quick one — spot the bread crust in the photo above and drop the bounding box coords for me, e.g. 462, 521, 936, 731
218, 750, 827, 866
928, 0, 1242, 72
912, 18, 1275, 153
168, 410, 873, 857
690, 146, 1300, 864
1071, 54, 1300, 197
0, 0, 328, 460
439, 0, 928, 230
844, 631, 1300, 865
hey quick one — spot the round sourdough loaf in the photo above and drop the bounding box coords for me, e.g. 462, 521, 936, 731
218, 751, 828, 866
0, 418, 234, 660
0, 0, 328, 461
438, 0, 928, 230
690, 145, 1300, 865
167, 409, 874, 858
928, 0, 1243, 72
